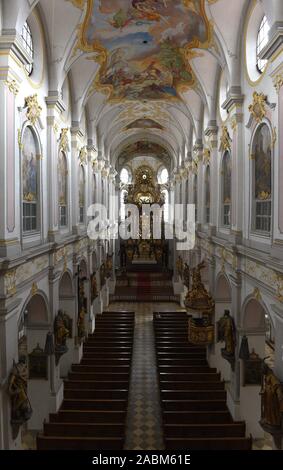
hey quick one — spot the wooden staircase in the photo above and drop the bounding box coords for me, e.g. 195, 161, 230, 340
37, 311, 135, 450
153, 312, 252, 450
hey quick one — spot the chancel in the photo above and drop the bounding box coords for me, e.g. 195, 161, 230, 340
0, 0, 283, 453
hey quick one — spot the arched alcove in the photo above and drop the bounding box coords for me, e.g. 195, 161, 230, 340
215, 273, 232, 302
243, 298, 266, 330
59, 271, 73, 297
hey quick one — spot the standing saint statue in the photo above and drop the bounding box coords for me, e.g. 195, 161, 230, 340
8, 358, 32, 432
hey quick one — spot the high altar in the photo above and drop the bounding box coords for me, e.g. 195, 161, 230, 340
124, 165, 167, 264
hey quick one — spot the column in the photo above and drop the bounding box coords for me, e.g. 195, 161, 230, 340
0, 68, 21, 257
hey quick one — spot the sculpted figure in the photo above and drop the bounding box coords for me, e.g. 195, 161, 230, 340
8, 358, 32, 425
261, 369, 283, 427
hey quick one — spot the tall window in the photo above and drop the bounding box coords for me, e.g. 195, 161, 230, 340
58, 152, 68, 227
256, 16, 270, 74
205, 166, 210, 224
253, 124, 272, 233
120, 190, 128, 220
162, 189, 169, 222
21, 22, 34, 76
93, 174, 97, 204
158, 168, 169, 184
79, 166, 85, 224
193, 175, 198, 222
222, 152, 231, 227
22, 127, 39, 233
120, 168, 130, 184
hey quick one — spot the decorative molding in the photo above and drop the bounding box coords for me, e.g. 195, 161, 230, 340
4, 79, 19, 96
248, 92, 267, 124
25, 94, 42, 126
4, 270, 17, 296
272, 126, 277, 148
17, 129, 23, 150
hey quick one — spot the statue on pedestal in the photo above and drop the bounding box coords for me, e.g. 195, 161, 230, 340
8, 358, 32, 438
217, 310, 236, 369
261, 367, 283, 428
54, 310, 70, 363
77, 306, 86, 339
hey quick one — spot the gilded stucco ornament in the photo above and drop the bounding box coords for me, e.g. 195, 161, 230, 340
25, 94, 42, 126
219, 126, 231, 152
248, 92, 267, 124
203, 148, 211, 165
4, 270, 17, 296
274, 74, 283, 94
79, 146, 88, 165
4, 79, 19, 96
253, 287, 262, 302
59, 128, 69, 153
31, 283, 38, 297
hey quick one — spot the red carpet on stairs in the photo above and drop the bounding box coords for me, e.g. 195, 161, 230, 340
137, 273, 151, 301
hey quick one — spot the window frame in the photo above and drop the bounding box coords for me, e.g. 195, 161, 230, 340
256, 16, 270, 74
21, 21, 34, 76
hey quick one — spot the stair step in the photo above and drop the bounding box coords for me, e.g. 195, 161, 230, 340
165, 437, 252, 451
37, 435, 124, 450
61, 399, 127, 411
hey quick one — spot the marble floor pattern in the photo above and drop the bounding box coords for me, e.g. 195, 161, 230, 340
107, 302, 183, 451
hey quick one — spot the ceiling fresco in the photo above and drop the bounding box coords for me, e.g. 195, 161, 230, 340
119, 141, 170, 160
125, 119, 164, 130
74, 0, 213, 102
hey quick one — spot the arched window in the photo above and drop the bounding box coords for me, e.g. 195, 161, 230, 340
79, 166, 85, 224
93, 174, 97, 204
256, 16, 270, 74
158, 168, 169, 184
22, 127, 39, 233
21, 22, 34, 76
120, 189, 128, 220
120, 168, 130, 184
252, 124, 272, 233
222, 152, 231, 227
58, 152, 68, 227
162, 189, 169, 222
205, 166, 210, 224
193, 175, 198, 222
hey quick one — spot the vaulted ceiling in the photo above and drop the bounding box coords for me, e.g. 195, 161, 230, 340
5, 0, 249, 169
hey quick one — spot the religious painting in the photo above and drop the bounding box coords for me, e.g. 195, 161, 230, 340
119, 141, 169, 160
58, 151, 68, 205
253, 124, 272, 201
125, 119, 163, 130
28, 344, 48, 380
22, 127, 38, 202
74, 0, 212, 101
243, 357, 263, 386
222, 151, 231, 204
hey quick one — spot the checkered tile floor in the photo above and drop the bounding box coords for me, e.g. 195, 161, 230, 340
107, 302, 183, 450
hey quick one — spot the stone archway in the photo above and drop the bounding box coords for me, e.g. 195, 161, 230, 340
239, 297, 272, 439
18, 293, 50, 447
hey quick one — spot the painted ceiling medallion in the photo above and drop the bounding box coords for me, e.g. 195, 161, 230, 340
125, 118, 164, 130
119, 141, 169, 160
74, 0, 213, 102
